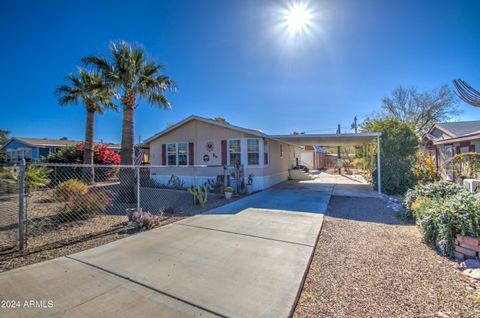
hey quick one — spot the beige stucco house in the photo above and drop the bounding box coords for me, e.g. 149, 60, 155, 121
144, 116, 302, 191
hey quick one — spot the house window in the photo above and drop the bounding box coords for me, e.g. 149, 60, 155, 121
12, 150, 18, 162
177, 143, 188, 166
264, 140, 269, 165
167, 143, 188, 166
444, 145, 453, 158
280, 144, 284, 158
228, 139, 241, 165
6, 151, 12, 162
167, 144, 177, 165
247, 139, 260, 165
24, 149, 32, 161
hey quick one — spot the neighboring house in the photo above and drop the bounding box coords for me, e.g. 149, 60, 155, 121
422, 120, 480, 180
1, 137, 121, 162
144, 115, 302, 191
300, 145, 326, 169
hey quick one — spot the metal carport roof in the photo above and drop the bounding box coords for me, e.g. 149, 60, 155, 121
270, 133, 381, 147
271, 132, 383, 194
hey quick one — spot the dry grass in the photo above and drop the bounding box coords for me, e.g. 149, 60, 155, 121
294, 196, 480, 318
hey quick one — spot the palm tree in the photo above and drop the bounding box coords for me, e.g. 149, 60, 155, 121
83, 42, 176, 165
82, 41, 175, 200
55, 68, 116, 182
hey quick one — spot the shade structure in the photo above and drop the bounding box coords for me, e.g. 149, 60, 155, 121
271, 132, 383, 194
271, 133, 381, 147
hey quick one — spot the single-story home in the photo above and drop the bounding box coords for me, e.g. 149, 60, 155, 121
144, 115, 383, 192
1, 137, 121, 162
144, 116, 301, 191
422, 120, 480, 180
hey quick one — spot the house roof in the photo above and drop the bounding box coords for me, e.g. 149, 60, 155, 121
144, 115, 381, 147
144, 115, 270, 143
436, 121, 480, 137
424, 120, 480, 144
0, 137, 121, 151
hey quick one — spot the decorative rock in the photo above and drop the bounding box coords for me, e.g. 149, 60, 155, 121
462, 268, 480, 280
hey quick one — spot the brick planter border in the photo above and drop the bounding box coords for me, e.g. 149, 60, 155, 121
455, 235, 480, 261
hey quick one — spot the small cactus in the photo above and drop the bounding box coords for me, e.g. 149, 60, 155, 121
188, 184, 209, 208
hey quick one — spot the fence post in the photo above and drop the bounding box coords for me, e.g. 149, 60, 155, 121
18, 159, 26, 250
136, 166, 141, 212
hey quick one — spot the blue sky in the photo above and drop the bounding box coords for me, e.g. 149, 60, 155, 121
1, 0, 479, 143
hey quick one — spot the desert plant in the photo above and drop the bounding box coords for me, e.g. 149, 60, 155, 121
188, 184, 210, 208
414, 151, 439, 184
128, 209, 160, 231
54, 179, 88, 202
55, 69, 116, 183
25, 166, 52, 193
56, 190, 112, 221
167, 174, 185, 189
0, 166, 18, 193
415, 191, 480, 258
225, 186, 233, 193
451, 152, 480, 179
362, 118, 418, 194
83, 41, 176, 202
403, 180, 466, 219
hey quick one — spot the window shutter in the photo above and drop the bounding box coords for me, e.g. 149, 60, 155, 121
189, 142, 194, 165
469, 144, 476, 152
221, 140, 227, 165
161, 144, 166, 165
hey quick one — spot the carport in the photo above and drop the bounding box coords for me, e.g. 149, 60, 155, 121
272, 133, 383, 193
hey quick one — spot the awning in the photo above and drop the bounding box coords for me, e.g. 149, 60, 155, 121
271, 132, 383, 194
270, 133, 382, 147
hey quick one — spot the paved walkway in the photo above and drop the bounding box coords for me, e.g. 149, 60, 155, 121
0, 182, 328, 318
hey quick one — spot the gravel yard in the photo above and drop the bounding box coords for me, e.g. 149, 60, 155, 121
294, 196, 480, 318
0, 185, 242, 273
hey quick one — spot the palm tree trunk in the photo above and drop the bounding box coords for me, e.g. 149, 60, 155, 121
120, 93, 135, 165
83, 108, 95, 184
119, 90, 136, 202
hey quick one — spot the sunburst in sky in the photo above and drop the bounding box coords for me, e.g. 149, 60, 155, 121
281, 1, 314, 39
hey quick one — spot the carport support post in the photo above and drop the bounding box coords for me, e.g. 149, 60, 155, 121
377, 136, 382, 194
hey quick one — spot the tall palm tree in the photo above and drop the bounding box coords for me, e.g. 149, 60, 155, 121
83, 41, 175, 199
55, 69, 116, 182
83, 41, 176, 166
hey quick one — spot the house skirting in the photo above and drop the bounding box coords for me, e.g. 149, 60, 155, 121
150, 171, 289, 191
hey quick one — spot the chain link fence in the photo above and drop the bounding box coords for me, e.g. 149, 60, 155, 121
0, 162, 242, 256
0, 163, 20, 253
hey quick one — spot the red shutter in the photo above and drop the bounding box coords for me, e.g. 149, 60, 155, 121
161, 144, 166, 165
469, 144, 476, 152
189, 142, 194, 165
221, 140, 227, 165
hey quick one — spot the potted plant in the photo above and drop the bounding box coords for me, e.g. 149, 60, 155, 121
224, 186, 233, 199
246, 174, 254, 194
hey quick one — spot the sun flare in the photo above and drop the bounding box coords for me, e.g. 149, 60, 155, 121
283, 2, 313, 35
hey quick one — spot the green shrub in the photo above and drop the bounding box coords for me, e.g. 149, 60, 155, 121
403, 180, 466, 220
415, 192, 480, 258
362, 118, 418, 194
55, 179, 88, 202
55, 190, 111, 221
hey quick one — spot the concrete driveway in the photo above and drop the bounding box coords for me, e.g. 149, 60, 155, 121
0, 182, 328, 318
